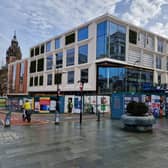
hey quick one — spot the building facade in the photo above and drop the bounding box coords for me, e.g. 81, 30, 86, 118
28, 14, 168, 96
0, 32, 22, 96
8, 59, 28, 96
6, 32, 22, 65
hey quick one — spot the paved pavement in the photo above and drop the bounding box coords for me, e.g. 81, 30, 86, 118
0, 117, 168, 167
0, 112, 108, 126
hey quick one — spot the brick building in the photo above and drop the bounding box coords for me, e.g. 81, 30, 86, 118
8, 59, 28, 96
0, 32, 23, 96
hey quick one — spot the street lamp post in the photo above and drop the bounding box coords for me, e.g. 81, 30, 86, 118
133, 59, 141, 92
78, 80, 84, 124
55, 67, 60, 125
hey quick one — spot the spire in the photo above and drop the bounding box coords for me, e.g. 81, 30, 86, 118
13, 30, 17, 41
6, 31, 22, 64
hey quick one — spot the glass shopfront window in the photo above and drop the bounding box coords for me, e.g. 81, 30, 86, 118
97, 66, 153, 94
96, 20, 126, 61
98, 67, 125, 93
78, 26, 88, 41
78, 44, 88, 64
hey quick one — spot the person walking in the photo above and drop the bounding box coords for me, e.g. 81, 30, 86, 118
23, 100, 32, 122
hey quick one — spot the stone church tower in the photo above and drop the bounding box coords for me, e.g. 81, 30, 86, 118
6, 32, 22, 65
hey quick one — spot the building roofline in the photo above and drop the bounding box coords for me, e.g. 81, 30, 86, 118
8, 57, 29, 66
30, 13, 168, 49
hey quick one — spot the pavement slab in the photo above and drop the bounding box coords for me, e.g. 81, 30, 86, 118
0, 118, 167, 167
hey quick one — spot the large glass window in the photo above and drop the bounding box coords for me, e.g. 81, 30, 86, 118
46, 55, 53, 70
96, 21, 107, 59
96, 20, 126, 61
98, 67, 125, 93
158, 38, 164, 53
47, 74, 52, 85
129, 30, 137, 44
146, 35, 154, 49
109, 23, 126, 60
29, 77, 33, 87
39, 76, 43, 86
156, 56, 162, 69
56, 52, 63, 68
66, 48, 74, 66
139, 32, 146, 48
34, 76, 38, 86
68, 71, 74, 84
37, 58, 44, 72
97, 66, 153, 94
81, 69, 88, 83
55, 38, 60, 49
78, 44, 88, 64
35, 46, 40, 56
97, 21, 107, 36
78, 26, 88, 41
65, 33, 75, 45
158, 74, 161, 85
46, 41, 51, 52
41, 44, 44, 54
55, 73, 62, 84
30, 60, 36, 73
30, 48, 34, 57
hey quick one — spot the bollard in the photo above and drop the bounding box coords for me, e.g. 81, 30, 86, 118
4, 112, 11, 128
55, 110, 60, 125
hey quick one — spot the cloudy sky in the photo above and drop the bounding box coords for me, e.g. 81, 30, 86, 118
0, 0, 168, 67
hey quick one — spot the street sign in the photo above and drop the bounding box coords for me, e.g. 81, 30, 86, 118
79, 83, 83, 91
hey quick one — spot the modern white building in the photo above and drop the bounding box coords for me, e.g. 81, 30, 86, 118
28, 13, 168, 96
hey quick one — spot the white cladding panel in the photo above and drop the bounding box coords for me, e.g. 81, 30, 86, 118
127, 48, 141, 64
143, 52, 153, 68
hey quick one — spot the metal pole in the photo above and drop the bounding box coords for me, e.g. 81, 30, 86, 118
55, 68, 60, 125
80, 89, 82, 124
97, 95, 100, 122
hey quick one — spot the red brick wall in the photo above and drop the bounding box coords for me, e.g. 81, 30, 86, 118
15, 63, 20, 92
8, 65, 13, 93
8, 59, 28, 95
23, 60, 28, 93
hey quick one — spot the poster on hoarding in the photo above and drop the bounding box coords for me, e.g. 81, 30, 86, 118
34, 101, 40, 112
50, 100, 56, 111
40, 97, 50, 113
151, 95, 160, 117
74, 97, 80, 113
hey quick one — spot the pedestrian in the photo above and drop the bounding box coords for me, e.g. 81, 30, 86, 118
67, 100, 73, 113
23, 100, 32, 122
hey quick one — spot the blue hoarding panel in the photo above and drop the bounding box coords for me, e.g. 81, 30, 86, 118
111, 94, 124, 119
59, 96, 65, 113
